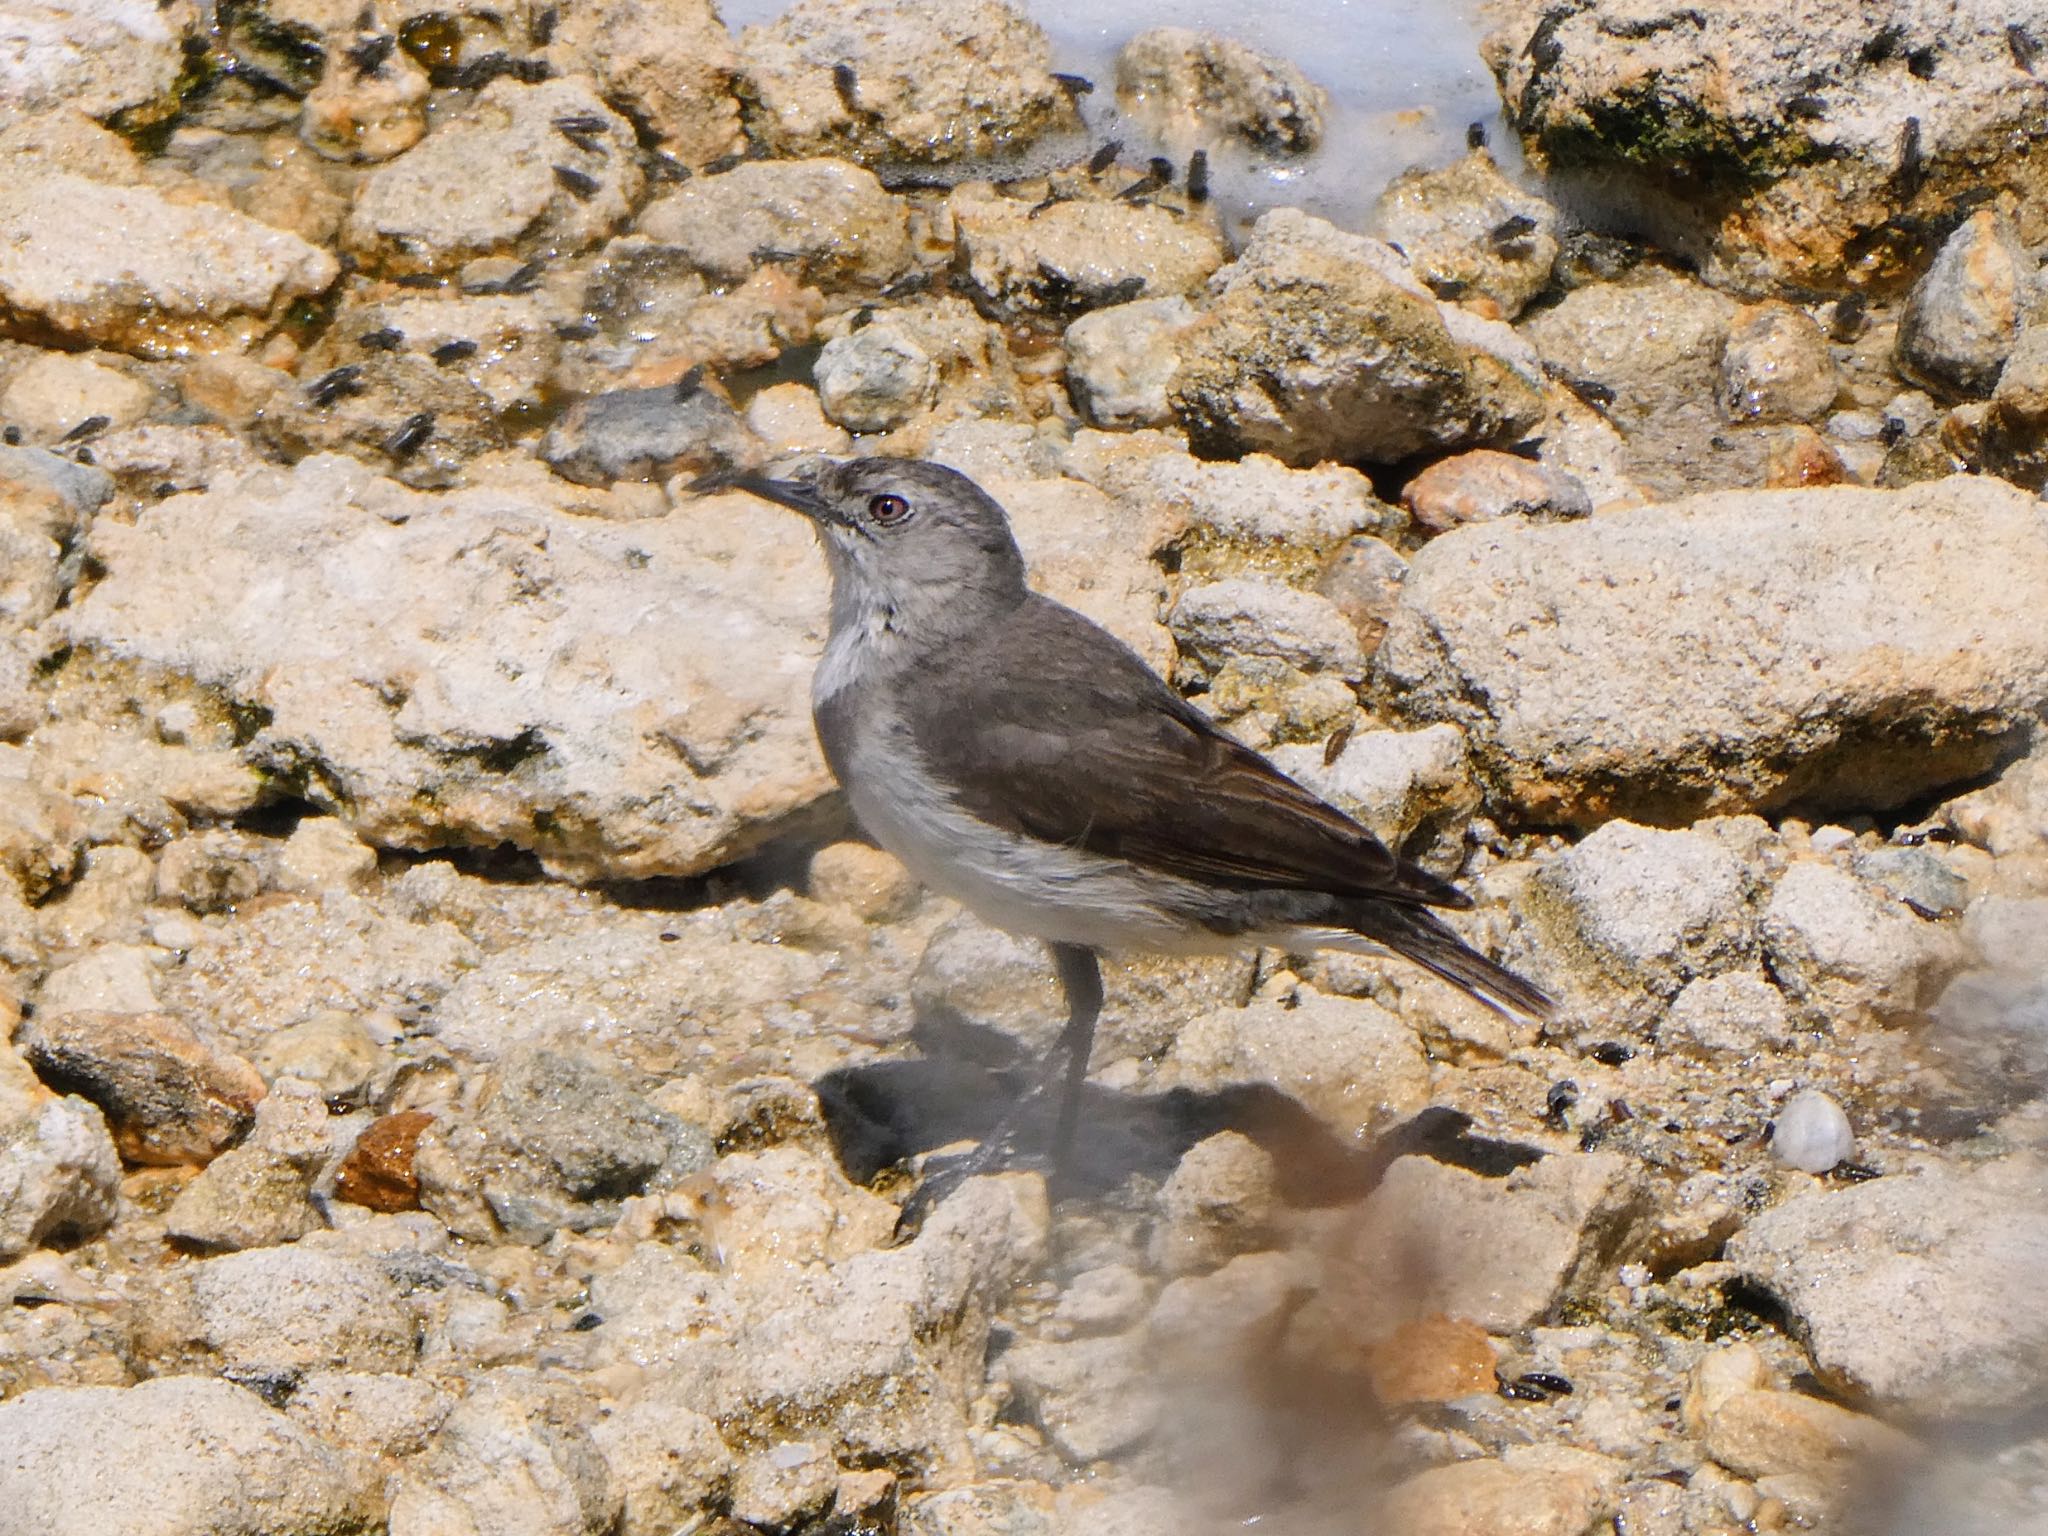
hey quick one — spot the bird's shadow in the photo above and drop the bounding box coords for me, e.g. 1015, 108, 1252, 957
813, 1021, 1544, 1207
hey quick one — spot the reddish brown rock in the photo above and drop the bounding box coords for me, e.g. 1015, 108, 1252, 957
1368, 1314, 1498, 1405
1402, 448, 1591, 533
332, 1109, 435, 1213
18, 1012, 263, 1166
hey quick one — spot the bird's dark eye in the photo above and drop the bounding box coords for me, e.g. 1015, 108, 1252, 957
867, 493, 911, 525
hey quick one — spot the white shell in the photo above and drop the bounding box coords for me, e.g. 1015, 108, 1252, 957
1773, 1089, 1857, 1173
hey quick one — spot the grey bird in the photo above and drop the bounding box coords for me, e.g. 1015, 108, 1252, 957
717, 456, 1551, 1206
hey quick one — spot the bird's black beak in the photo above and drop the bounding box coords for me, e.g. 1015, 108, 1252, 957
690, 467, 850, 527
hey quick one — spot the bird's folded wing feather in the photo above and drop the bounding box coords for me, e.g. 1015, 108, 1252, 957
905, 597, 1468, 910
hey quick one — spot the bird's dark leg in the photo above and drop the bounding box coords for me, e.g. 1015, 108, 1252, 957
1048, 942, 1103, 1168
891, 943, 1104, 1241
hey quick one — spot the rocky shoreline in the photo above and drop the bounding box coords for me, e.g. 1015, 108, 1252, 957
1, 1, 2046, 1533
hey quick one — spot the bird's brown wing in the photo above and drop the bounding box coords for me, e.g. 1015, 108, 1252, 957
902, 596, 1469, 910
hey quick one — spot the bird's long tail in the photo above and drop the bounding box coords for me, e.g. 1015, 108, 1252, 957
1337, 899, 1556, 1024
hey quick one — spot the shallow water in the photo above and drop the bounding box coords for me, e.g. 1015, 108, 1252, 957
719, 0, 1509, 238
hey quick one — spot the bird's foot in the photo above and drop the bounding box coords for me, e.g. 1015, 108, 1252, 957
890, 1135, 1055, 1245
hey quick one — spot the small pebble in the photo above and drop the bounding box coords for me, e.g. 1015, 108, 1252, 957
1772, 1089, 1856, 1173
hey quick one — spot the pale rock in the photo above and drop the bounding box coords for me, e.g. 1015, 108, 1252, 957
0, 351, 155, 444
138, 1244, 418, 1376
540, 383, 757, 486
1049, 1264, 1152, 1336
996, 474, 1176, 673
0, 0, 190, 119
807, 840, 919, 923
588, 1383, 733, 1536
299, 32, 430, 162
1524, 821, 1756, 1001
738, 0, 1078, 166
1685, 1343, 1917, 1481
745, 383, 853, 457
1300, 1152, 1654, 1348
1374, 150, 1561, 319
1265, 725, 1479, 863
62, 455, 838, 882
1729, 1156, 2048, 1417
547, 0, 743, 166
1403, 449, 1591, 532
903, 1481, 1056, 1536
636, 158, 912, 289
156, 828, 269, 914
1063, 297, 1198, 430
1147, 1249, 1311, 1374
0, 444, 110, 632
286, 1370, 453, 1463
389, 1369, 619, 1536
17, 1008, 264, 1166
0, 1096, 121, 1262
35, 843, 154, 952
1377, 477, 2048, 827
1171, 209, 1543, 467
0, 1377, 381, 1536
1721, 304, 1840, 424
687, 1144, 897, 1277
1151, 1131, 1280, 1276
1896, 209, 2027, 398
730, 1441, 838, 1531
1762, 861, 1956, 1022
1662, 971, 1794, 1056
33, 943, 164, 1015
276, 817, 378, 893
1379, 1447, 1624, 1536
164, 1077, 348, 1251
1113, 27, 1327, 153
1853, 845, 1969, 919
345, 80, 641, 274
1983, 323, 2048, 492
1771, 1088, 1856, 1174
816, 324, 937, 432
1074, 444, 1404, 555
1170, 577, 1364, 680
1159, 990, 1430, 1144
949, 186, 1226, 322
0, 171, 338, 357
1000, 1331, 1158, 1462
1313, 535, 1409, 656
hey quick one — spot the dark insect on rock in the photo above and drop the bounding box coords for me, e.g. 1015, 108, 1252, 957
1894, 116, 1923, 199
1322, 722, 1353, 766
1828, 292, 1866, 341
358, 326, 404, 352
1906, 45, 1937, 79
305, 365, 366, 406
1466, 120, 1488, 149
1861, 22, 1904, 64
647, 151, 692, 183
1489, 213, 1538, 248
570, 1312, 604, 1331
880, 270, 931, 299
430, 339, 478, 366
554, 318, 600, 341
1543, 1079, 1578, 1128
1186, 149, 1209, 204
1879, 416, 1907, 447
384, 411, 435, 460
554, 114, 609, 155
530, 4, 558, 45
394, 272, 446, 289
1505, 1371, 1574, 1400
1052, 71, 1094, 97
832, 61, 860, 113
1027, 193, 1072, 219
1525, 6, 1571, 68
1588, 1040, 1634, 1066
849, 306, 876, 329
468, 258, 546, 296
1565, 375, 1615, 409
2011, 23, 2041, 73
703, 152, 743, 175
1087, 139, 1122, 175
0, 426, 17, 445
1784, 93, 1827, 120
1829, 1161, 1883, 1183
554, 164, 600, 200
347, 33, 396, 77
1097, 275, 1149, 305
454, 51, 550, 90
673, 364, 705, 400
1117, 160, 1170, 201
72, 447, 94, 465
58, 415, 110, 444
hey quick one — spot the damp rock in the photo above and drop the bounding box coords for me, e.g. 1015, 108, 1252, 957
547, 0, 744, 167
1169, 209, 1544, 467
60, 454, 838, 882
17, 1009, 265, 1167
1770, 1088, 1856, 1174
738, 0, 1078, 166
0, 1376, 381, 1536
345, 79, 642, 274
1894, 207, 2026, 398
1720, 304, 1839, 424
1, 0, 193, 120
301, 30, 432, 163
1729, 1156, 2048, 1418
0, 351, 156, 445
1376, 476, 2048, 827
251, 1011, 383, 1103
1662, 970, 1794, 1056
636, 158, 913, 290
414, 1043, 712, 1243
1373, 150, 1561, 319
540, 383, 757, 486
948, 184, 1226, 323
745, 382, 854, 458
0, 1094, 121, 1263
1063, 297, 1198, 430
1113, 27, 1327, 154
156, 828, 269, 914
1518, 267, 1744, 501
1402, 448, 1591, 532
1000, 1331, 1158, 1463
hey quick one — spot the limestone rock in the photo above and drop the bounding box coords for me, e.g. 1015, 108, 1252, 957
539, 384, 757, 486
1113, 28, 1327, 154
1373, 150, 1561, 318
389, 1370, 619, 1536
0, 1377, 380, 1536
1895, 207, 2026, 398
948, 185, 1226, 322
163, 1078, 345, 1251
1379, 1448, 1624, 1536
1170, 209, 1543, 467
636, 159, 912, 289
1376, 477, 2048, 827
138, 1244, 419, 1376
0, 1095, 121, 1262
60, 455, 837, 882
1402, 449, 1591, 532
738, 0, 1078, 166
1721, 304, 1840, 425
589, 1382, 733, 1536
1761, 861, 1958, 1022
1063, 298, 1198, 430
547, 0, 744, 167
